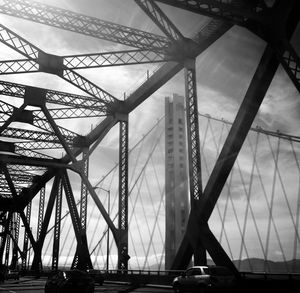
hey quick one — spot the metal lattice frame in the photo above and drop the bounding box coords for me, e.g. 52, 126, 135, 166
0, 0, 298, 274
21, 201, 32, 270
52, 177, 62, 271
118, 118, 129, 270
184, 60, 202, 204
72, 148, 89, 269
61, 171, 92, 270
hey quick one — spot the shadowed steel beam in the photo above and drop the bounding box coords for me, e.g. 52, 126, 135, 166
0, 212, 12, 265
118, 117, 129, 270
41, 105, 77, 162
0, 103, 27, 134
73, 169, 118, 244
72, 147, 89, 269
9, 213, 21, 269
126, 20, 233, 112
52, 177, 62, 271
36, 187, 45, 240
61, 171, 92, 270
0, 80, 105, 110
0, 0, 170, 51
172, 44, 280, 270
31, 175, 60, 271
1, 19, 232, 216
184, 58, 206, 266
20, 203, 32, 270
200, 45, 280, 220
1, 163, 18, 198
184, 59, 202, 204
275, 40, 300, 93
0, 154, 68, 169
154, 0, 265, 23
135, 0, 184, 41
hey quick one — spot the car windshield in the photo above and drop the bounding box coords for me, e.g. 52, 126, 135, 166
187, 268, 202, 276
203, 268, 210, 274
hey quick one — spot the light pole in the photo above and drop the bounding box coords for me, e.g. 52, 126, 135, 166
93, 186, 110, 272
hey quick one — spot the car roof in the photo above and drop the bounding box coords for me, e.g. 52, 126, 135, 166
187, 266, 209, 269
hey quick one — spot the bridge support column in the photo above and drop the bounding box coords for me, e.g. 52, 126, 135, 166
10, 213, 20, 270
62, 171, 92, 270
52, 177, 63, 271
72, 147, 89, 269
184, 58, 206, 266
118, 115, 130, 271
21, 201, 32, 271
31, 175, 61, 272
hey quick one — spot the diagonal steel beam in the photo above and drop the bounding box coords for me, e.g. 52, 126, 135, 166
0, 59, 38, 74
0, 80, 105, 110
61, 171, 92, 270
172, 44, 280, 270
126, 19, 232, 112
63, 49, 170, 69
154, 0, 265, 24
135, 0, 184, 41
0, 23, 39, 59
275, 40, 300, 93
1, 163, 19, 198
0, 24, 118, 105
0, 0, 170, 51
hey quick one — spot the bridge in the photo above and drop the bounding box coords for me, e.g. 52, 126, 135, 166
0, 0, 299, 291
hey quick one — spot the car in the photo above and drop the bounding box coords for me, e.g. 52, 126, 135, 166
5, 270, 19, 280
45, 270, 95, 293
172, 266, 236, 292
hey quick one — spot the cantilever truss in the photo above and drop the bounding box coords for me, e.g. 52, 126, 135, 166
0, 0, 299, 273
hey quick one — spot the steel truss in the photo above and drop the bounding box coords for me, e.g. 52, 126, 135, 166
0, 0, 298, 274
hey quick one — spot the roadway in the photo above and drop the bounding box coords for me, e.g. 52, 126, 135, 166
0, 278, 173, 293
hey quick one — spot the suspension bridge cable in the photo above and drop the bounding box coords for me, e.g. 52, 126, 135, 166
237, 131, 262, 268
90, 121, 165, 267
203, 118, 235, 260
143, 176, 161, 268
266, 137, 300, 245
248, 136, 284, 272
290, 139, 300, 271
207, 117, 252, 267
264, 137, 287, 272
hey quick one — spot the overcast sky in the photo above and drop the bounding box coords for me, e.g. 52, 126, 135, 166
0, 0, 299, 270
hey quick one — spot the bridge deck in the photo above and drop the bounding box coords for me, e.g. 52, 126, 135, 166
1, 275, 300, 293
0, 278, 172, 293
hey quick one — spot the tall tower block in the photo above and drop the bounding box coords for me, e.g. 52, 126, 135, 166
165, 94, 189, 270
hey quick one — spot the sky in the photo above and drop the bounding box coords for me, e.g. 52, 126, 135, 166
0, 0, 299, 270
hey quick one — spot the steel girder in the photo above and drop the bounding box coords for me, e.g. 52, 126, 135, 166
0, 0, 170, 51
0, 24, 117, 106
118, 118, 129, 271
0, 80, 106, 110
63, 49, 171, 69
154, 0, 266, 24
21, 201, 31, 270
72, 148, 89, 270
135, 0, 184, 41
31, 175, 60, 271
61, 171, 92, 270
36, 187, 45, 240
9, 212, 20, 269
155, 0, 300, 95
52, 177, 62, 271
1, 0, 296, 275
